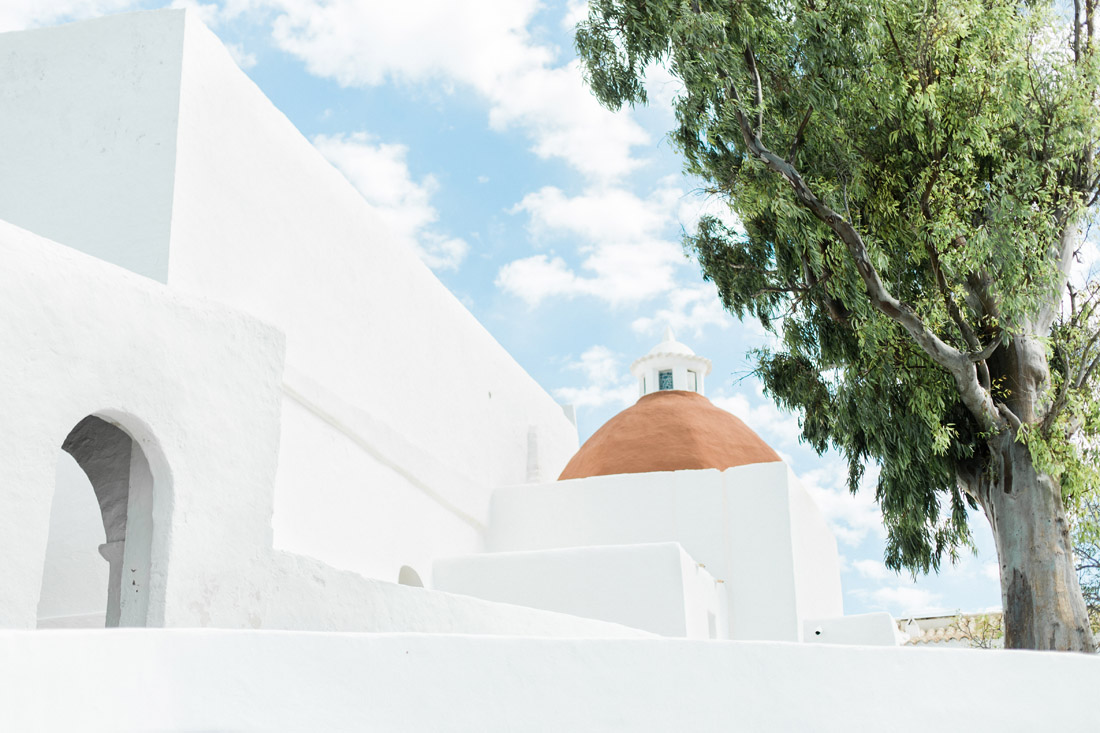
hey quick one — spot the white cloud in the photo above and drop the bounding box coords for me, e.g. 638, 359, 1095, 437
496, 242, 678, 305
710, 387, 804, 449
798, 462, 886, 547
677, 189, 743, 236
642, 62, 685, 112
497, 183, 688, 305
171, 0, 259, 25
494, 255, 582, 304
225, 42, 257, 69
568, 345, 621, 385
631, 283, 733, 338
852, 559, 898, 582
553, 345, 636, 409
488, 60, 650, 180
517, 183, 678, 243
416, 234, 470, 272
498, 180, 752, 318
561, 0, 588, 30
260, 0, 649, 181
867, 584, 946, 617
313, 132, 468, 270
170, 0, 220, 26
0, 0, 138, 31
265, 0, 542, 86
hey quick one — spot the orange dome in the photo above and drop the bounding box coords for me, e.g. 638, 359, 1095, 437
558, 390, 781, 480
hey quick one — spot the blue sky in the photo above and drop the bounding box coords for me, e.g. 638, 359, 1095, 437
7, 0, 1004, 618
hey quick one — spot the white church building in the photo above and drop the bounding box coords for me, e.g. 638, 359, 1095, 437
0, 9, 1095, 732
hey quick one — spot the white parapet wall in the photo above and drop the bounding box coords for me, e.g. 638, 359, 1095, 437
434, 542, 728, 639
249, 552, 652, 638
1, 630, 1097, 732
803, 612, 902, 646
490, 464, 844, 642
0, 9, 580, 586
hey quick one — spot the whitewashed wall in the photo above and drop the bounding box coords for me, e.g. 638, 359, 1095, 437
0, 9, 579, 586
0, 220, 283, 628
2, 629, 1097, 732
803, 612, 901, 646
0, 222, 650, 638
434, 542, 727, 638
490, 464, 844, 641
0, 12, 181, 280
786, 465, 846, 622
270, 378, 484, 584
168, 11, 577, 581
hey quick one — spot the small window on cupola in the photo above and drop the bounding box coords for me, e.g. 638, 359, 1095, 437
688, 370, 698, 392
658, 370, 673, 390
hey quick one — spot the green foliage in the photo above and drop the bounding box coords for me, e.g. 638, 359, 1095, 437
1073, 493, 1100, 644
577, 0, 1100, 575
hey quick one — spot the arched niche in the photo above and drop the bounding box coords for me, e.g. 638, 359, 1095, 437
37, 414, 166, 628
398, 565, 424, 588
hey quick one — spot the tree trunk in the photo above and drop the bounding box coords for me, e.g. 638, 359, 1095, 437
982, 433, 1096, 651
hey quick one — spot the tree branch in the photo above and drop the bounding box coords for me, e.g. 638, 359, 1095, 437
884, 18, 907, 68
721, 93, 1004, 432
996, 402, 1023, 433
1032, 217, 1084, 335
787, 106, 814, 163
969, 340, 1000, 363
1075, 0, 1083, 64
1074, 338, 1100, 390
801, 251, 850, 324
921, 229, 994, 390
743, 46, 764, 135
1042, 286, 1100, 432
964, 269, 1003, 328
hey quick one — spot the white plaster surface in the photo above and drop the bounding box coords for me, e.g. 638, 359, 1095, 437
0, 12, 181, 281
0, 9, 581, 587
786, 464, 846, 625
434, 542, 727, 638
803, 612, 901, 646
1, 629, 1097, 732
0, 218, 284, 628
272, 369, 485, 586
490, 464, 844, 641
166, 10, 578, 576
256, 551, 650, 637
0, 220, 650, 639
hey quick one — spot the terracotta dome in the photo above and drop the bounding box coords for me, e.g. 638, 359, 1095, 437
558, 390, 781, 480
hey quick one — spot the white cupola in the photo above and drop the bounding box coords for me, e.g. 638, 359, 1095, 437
629, 327, 712, 398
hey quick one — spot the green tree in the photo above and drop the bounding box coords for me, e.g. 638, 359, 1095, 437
1074, 493, 1100, 646
577, 0, 1100, 651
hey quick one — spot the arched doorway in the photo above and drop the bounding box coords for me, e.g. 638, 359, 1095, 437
37, 415, 157, 628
